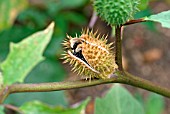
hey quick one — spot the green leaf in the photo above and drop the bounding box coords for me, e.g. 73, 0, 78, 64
0, 0, 28, 31
0, 105, 5, 114
60, 97, 90, 114
0, 71, 3, 86
0, 22, 54, 86
145, 10, 170, 28
145, 93, 165, 114
95, 84, 144, 114
0, 25, 38, 62
19, 98, 90, 114
135, 8, 156, 31
134, 93, 144, 107
5, 91, 68, 107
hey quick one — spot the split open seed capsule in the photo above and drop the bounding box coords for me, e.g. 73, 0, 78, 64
62, 29, 118, 79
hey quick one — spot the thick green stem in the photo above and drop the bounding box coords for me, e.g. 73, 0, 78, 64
123, 72, 170, 97
1, 72, 170, 104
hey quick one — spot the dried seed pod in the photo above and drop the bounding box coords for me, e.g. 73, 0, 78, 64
62, 29, 118, 79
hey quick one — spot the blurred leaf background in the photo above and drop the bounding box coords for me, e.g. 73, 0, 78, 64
0, 0, 169, 113
0, 0, 88, 106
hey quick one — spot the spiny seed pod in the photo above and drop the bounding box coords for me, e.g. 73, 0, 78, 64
62, 29, 118, 79
93, 0, 140, 25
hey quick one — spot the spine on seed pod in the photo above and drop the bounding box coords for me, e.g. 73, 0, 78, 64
62, 29, 118, 80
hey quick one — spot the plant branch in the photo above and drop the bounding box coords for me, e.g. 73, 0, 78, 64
1, 72, 170, 104
123, 18, 146, 26
115, 25, 123, 71
3, 104, 23, 114
88, 12, 98, 28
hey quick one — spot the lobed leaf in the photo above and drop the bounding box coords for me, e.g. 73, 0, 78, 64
0, 22, 54, 86
19, 98, 90, 114
145, 93, 165, 114
145, 10, 170, 28
95, 84, 144, 114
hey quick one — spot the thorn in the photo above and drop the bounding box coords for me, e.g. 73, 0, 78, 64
96, 33, 100, 39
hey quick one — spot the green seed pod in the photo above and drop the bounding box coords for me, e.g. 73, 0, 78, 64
93, 0, 140, 25
62, 29, 118, 80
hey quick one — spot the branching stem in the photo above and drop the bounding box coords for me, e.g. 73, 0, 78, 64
1, 72, 170, 104
1, 18, 170, 105
3, 104, 23, 114
123, 18, 146, 26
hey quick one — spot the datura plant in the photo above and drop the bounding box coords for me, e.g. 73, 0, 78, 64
62, 29, 118, 79
62, 0, 140, 79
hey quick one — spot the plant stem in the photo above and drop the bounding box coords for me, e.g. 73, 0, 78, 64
88, 12, 98, 28
115, 25, 123, 71
1, 72, 170, 104
123, 18, 146, 26
123, 72, 170, 97
3, 104, 23, 114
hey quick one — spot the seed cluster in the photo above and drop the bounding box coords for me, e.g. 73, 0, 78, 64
62, 29, 117, 79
